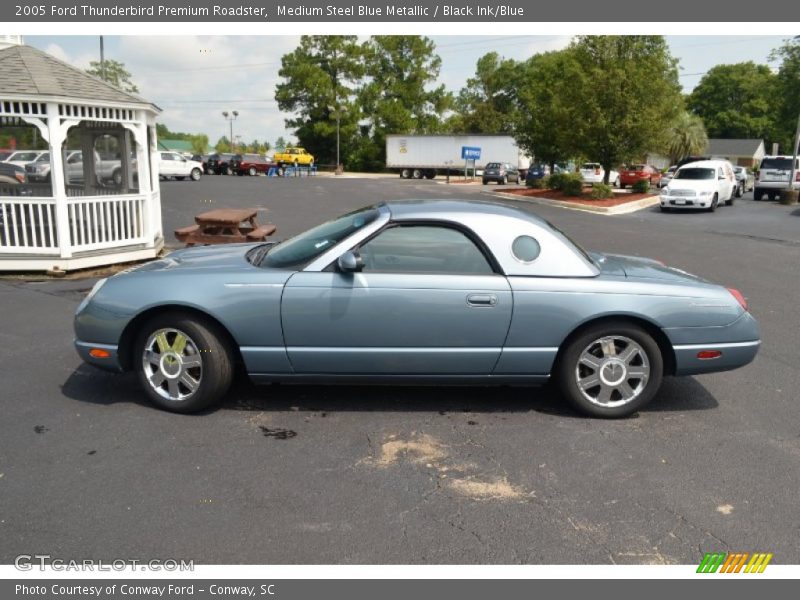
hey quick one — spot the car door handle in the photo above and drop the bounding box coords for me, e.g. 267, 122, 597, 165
467, 293, 497, 307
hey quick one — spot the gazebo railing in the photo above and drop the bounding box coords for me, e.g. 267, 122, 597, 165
0, 193, 148, 255
0, 196, 59, 254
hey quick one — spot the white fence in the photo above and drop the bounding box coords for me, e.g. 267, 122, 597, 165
0, 194, 147, 255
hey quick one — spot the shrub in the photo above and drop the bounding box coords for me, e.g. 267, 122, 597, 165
560, 173, 584, 197
527, 175, 549, 189
632, 178, 651, 193
546, 171, 568, 191
589, 183, 614, 199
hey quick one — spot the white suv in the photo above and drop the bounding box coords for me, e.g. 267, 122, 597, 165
754, 155, 800, 201
659, 159, 737, 212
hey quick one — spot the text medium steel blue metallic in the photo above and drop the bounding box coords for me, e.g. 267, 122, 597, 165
74, 199, 760, 417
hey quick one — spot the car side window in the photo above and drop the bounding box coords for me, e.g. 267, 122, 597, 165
359, 225, 494, 275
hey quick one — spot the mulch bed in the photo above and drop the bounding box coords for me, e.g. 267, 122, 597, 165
504, 187, 655, 207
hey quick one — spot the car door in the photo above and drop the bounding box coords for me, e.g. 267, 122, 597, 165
159, 152, 175, 176
281, 224, 513, 375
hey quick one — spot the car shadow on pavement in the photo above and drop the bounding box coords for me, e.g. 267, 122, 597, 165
61, 367, 718, 417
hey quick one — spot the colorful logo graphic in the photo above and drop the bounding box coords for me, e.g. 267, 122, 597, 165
697, 552, 773, 573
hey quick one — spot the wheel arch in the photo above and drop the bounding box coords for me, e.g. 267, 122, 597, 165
117, 304, 244, 372
551, 314, 676, 376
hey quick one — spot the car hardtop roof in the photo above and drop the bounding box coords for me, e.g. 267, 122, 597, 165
678, 159, 729, 169
383, 199, 550, 227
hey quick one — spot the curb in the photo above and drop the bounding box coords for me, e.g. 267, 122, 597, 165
483, 190, 661, 215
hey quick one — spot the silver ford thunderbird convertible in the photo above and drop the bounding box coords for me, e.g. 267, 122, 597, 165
74, 200, 760, 417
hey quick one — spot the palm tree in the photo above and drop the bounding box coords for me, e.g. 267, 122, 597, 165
664, 112, 708, 164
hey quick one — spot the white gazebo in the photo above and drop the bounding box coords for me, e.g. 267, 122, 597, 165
0, 39, 163, 271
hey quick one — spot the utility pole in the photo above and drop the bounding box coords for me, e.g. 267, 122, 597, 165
222, 111, 239, 151
99, 36, 105, 82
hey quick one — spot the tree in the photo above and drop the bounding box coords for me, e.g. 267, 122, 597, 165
566, 36, 683, 183
663, 112, 709, 164
514, 49, 583, 170
274, 136, 287, 151
215, 136, 231, 153
86, 59, 139, 93
359, 36, 451, 166
275, 35, 365, 165
451, 52, 519, 134
771, 37, 800, 154
687, 62, 778, 142
190, 134, 209, 155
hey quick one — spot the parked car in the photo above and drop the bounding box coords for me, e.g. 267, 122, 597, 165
159, 152, 203, 181
230, 153, 272, 176
753, 155, 800, 201
206, 153, 236, 175
74, 199, 760, 418
2, 150, 47, 168
659, 159, 738, 212
0, 161, 26, 185
273, 147, 314, 168
620, 164, 662, 189
658, 165, 677, 188
580, 162, 620, 187
191, 154, 211, 174
525, 163, 550, 185
24, 152, 52, 182
64, 150, 126, 186
482, 162, 520, 185
733, 166, 755, 193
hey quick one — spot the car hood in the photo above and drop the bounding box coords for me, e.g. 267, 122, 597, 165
129, 243, 260, 273
591, 252, 709, 284
666, 179, 716, 192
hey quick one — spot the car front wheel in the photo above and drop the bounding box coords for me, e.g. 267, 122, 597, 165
135, 313, 233, 413
556, 322, 663, 418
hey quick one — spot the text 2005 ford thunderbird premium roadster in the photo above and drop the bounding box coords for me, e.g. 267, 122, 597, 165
75, 200, 760, 417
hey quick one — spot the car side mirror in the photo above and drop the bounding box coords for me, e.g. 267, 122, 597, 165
337, 250, 364, 273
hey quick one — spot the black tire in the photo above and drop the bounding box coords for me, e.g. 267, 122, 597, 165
190, 168, 202, 181
482, 179, 488, 185
412, 169, 423, 179
619, 182, 625, 189
660, 206, 671, 212
708, 193, 718, 212
555, 321, 664, 418
134, 312, 233, 414
248, 167, 257, 176
753, 187, 761, 201
501, 175, 508, 185
277, 166, 285, 177
400, 169, 411, 179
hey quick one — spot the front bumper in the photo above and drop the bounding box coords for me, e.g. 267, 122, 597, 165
74, 340, 124, 373
660, 194, 715, 209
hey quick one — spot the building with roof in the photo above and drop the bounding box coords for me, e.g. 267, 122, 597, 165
705, 139, 766, 167
0, 38, 164, 271
159, 138, 195, 155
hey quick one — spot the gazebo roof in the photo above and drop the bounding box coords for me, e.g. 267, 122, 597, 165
0, 44, 158, 110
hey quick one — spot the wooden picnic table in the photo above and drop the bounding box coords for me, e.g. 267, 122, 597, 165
174, 207, 277, 246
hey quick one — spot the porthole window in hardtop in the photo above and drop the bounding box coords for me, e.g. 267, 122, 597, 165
512, 235, 541, 263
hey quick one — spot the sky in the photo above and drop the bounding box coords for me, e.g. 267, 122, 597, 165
24, 34, 788, 149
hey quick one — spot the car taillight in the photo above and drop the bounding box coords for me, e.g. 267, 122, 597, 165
795, 172, 800, 182
727, 287, 748, 311
15, 172, 25, 183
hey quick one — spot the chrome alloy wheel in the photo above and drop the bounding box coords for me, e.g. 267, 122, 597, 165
142, 328, 203, 401
574, 335, 650, 408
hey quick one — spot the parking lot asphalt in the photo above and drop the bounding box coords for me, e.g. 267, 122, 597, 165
1, 175, 799, 564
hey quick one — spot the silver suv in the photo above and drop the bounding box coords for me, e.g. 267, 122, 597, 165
754, 155, 800, 201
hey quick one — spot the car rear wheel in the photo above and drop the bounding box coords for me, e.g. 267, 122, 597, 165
248, 167, 257, 176
190, 168, 202, 181
135, 313, 233, 414
556, 322, 663, 418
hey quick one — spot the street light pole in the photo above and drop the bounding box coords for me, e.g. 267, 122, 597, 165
222, 110, 239, 151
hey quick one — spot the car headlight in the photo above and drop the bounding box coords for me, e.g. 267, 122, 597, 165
76, 278, 107, 314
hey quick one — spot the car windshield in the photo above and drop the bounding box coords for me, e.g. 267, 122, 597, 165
761, 158, 795, 170
11, 152, 39, 161
486, 162, 501, 168
675, 167, 715, 180
581, 163, 599, 170
626, 164, 645, 170
259, 207, 381, 269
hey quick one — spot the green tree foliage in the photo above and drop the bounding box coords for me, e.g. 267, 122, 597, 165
514, 49, 583, 170
450, 51, 518, 134
86, 59, 139, 93
275, 35, 365, 165
771, 37, 800, 153
567, 36, 682, 183
274, 136, 287, 151
687, 62, 778, 141
215, 136, 231, 153
663, 112, 708, 164
190, 134, 209, 155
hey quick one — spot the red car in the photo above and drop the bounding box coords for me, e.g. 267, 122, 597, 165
230, 153, 272, 176
620, 164, 662, 188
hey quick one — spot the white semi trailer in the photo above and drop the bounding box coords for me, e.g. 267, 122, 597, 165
386, 134, 531, 179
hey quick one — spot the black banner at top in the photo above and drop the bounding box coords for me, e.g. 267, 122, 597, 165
4, 0, 800, 22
